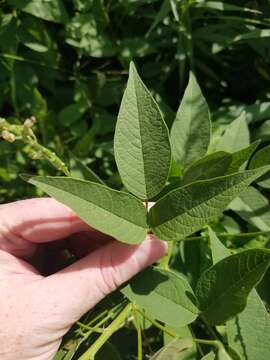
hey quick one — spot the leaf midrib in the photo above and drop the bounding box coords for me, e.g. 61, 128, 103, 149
199, 254, 270, 316
32, 178, 147, 229
133, 69, 148, 198
153, 169, 267, 226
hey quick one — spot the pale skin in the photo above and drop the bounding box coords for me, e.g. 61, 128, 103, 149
0, 197, 167, 360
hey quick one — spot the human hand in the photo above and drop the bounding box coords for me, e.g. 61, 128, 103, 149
0, 198, 166, 360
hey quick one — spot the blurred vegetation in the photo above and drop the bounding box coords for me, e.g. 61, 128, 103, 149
1, 0, 270, 203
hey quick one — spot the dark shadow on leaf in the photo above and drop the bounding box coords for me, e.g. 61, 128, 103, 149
185, 290, 198, 307
126, 267, 168, 295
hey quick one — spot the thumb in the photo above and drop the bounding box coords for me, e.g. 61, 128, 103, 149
40, 235, 167, 324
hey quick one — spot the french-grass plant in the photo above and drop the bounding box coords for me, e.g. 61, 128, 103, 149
2, 63, 270, 359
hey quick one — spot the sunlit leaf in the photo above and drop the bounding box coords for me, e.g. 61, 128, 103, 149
149, 167, 270, 241
23, 175, 148, 244
114, 62, 171, 200
121, 267, 198, 327
170, 72, 211, 168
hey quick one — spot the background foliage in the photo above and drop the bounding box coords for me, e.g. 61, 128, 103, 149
1, 0, 270, 359
1, 0, 270, 201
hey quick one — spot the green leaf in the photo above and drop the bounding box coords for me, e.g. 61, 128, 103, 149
170, 72, 211, 168
227, 290, 270, 360
226, 141, 260, 174
23, 175, 148, 244
8, 0, 69, 23
216, 113, 250, 153
209, 227, 270, 360
182, 151, 232, 185
114, 62, 171, 200
58, 102, 88, 127
163, 326, 197, 360
121, 267, 198, 327
69, 157, 105, 185
194, 1, 261, 14
196, 249, 270, 325
66, 14, 115, 57
249, 144, 270, 188
208, 226, 230, 264
201, 351, 215, 360
148, 167, 270, 242
229, 186, 270, 231
149, 338, 194, 360
146, 0, 171, 36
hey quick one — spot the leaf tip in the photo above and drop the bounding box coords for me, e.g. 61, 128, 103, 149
20, 173, 33, 182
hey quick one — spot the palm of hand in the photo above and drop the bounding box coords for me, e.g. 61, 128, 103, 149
0, 198, 166, 360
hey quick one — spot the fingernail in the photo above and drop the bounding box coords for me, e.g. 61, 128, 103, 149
133, 234, 168, 268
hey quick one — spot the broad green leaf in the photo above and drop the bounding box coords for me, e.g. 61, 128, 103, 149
249, 144, 270, 188
121, 267, 198, 327
8, 0, 69, 23
201, 351, 215, 360
23, 175, 148, 244
226, 141, 260, 174
163, 326, 197, 360
150, 338, 194, 360
208, 226, 230, 264
170, 238, 210, 289
229, 186, 270, 231
170, 72, 211, 168
254, 119, 270, 142
114, 62, 171, 200
216, 113, 250, 153
227, 290, 270, 360
210, 226, 270, 360
182, 151, 232, 185
249, 144, 270, 169
148, 167, 270, 242
196, 249, 270, 324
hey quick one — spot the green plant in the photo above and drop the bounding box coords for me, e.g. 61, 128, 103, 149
3, 62, 270, 359
1, 0, 270, 205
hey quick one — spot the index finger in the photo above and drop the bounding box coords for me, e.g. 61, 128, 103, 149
0, 197, 94, 244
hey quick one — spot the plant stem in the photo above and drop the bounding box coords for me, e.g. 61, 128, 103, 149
193, 338, 220, 348
134, 307, 226, 354
134, 306, 178, 338
76, 322, 104, 333
133, 307, 143, 360
183, 230, 270, 242
0, 117, 70, 176
78, 303, 132, 360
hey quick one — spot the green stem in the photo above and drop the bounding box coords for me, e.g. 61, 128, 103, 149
0, 118, 70, 176
133, 307, 143, 360
135, 307, 225, 354
79, 303, 132, 360
193, 338, 220, 348
76, 322, 104, 333
183, 231, 270, 242
134, 306, 178, 338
